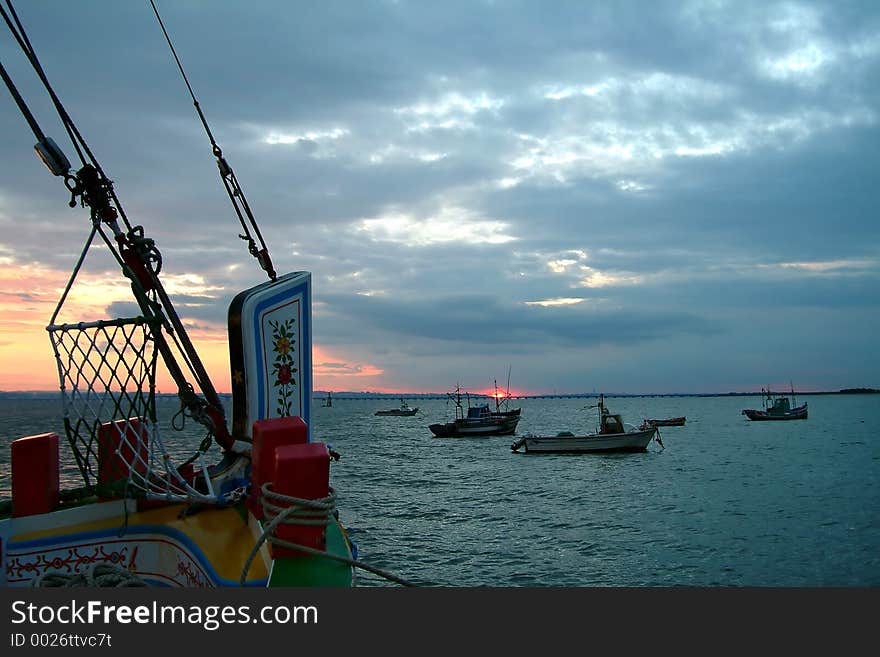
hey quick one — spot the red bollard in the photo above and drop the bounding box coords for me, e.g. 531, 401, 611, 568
270, 442, 330, 558
11, 432, 60, 517
249, 416, 308, 519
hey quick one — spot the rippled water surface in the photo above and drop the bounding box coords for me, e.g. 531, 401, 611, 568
2, 394, 878, 586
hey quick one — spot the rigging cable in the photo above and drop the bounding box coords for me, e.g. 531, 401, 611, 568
148, 0, 277, 281
0, 0, 87, 168
0, 0, 235, 450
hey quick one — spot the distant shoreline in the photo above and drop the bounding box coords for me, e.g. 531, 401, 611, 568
1, 388, 877, 400
316, 389, 877, 400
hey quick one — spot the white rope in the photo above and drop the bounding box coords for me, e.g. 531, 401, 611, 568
239, 483, 418, 587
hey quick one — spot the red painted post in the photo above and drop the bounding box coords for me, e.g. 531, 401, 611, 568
249, 416, 308, 519
270, 442, 330, 558
11, 432, 60, 517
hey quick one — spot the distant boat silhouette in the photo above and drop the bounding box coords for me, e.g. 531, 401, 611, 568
742, 385, 807, 421
375, 399, 419, 416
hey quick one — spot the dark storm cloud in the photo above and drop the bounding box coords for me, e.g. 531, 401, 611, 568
320, 291, 718, 348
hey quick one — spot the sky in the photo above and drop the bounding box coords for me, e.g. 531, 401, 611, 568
0, 0, 878, 396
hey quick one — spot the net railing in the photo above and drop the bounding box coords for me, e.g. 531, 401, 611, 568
47, 316, 230, 503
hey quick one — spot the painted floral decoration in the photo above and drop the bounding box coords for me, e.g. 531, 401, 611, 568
269, 318, 298, 416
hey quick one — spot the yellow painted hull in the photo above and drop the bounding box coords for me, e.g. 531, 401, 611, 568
1, 499, 352, 587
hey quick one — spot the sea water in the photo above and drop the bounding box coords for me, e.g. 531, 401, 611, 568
1, 393, 878, 587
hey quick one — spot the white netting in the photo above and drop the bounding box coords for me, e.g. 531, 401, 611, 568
47, 316, 230, 503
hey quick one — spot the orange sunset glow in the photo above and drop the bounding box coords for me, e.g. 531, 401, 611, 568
0, 262, 391, 393
476, 387, 521, 399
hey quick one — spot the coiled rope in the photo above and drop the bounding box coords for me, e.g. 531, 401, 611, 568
32, 563, 147, 588
240, 483, 420, 587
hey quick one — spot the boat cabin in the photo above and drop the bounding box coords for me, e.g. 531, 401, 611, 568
601, 413, 625, 434
768, 397, 791, 413
467, 404, 492, 420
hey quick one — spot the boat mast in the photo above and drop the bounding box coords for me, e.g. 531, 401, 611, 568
586, 393, 608, 432
448, 383, 464, 420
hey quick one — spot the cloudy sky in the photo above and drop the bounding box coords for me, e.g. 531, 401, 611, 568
0, 0, 878, 396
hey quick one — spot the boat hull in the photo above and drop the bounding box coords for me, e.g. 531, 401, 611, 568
647, 417, 686, 427
742, 405, 808, 421
429, 417, 520, 437
0, 498, 353, 587
511, 428, 657, 454
375, 409, 419, 416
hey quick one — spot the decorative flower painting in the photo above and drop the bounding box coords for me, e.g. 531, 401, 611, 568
269, 316, 298, 417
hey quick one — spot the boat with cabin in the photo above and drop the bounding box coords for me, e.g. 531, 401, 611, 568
488, 376, 521, 421
0, 2, 413, 588
375, 399, 419, 416
428, 385, 520, 437
511, 394, 660, 453
742, 386, 808, 421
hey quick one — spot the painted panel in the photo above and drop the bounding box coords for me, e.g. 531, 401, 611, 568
228, 272, 312, 440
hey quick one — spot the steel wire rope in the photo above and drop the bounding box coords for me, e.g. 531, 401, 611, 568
0, 0, 141, 235
239, 483, 423, 588
1, 1, 238, 469
148, 0, 276, 280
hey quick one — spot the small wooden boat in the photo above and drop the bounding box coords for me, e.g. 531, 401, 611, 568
511, 394, 660, 454
645, 416, 686, 427
375, 399, 419, 416
742, 386, 808, 421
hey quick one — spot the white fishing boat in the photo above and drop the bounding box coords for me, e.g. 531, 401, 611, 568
510, 394, 660, 454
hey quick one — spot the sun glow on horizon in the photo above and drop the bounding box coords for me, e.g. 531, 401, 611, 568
0, 257, 391, 395
472, 387, 523, 400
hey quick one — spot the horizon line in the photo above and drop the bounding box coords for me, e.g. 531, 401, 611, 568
1, 387, 877, 398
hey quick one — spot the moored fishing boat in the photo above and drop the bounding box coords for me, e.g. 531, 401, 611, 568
0, 1, 413, 588
742, 386, 808, 421
375, 399, 419, 416
488, 374, 521, 421
429, 384, 520, 437
645, 416, 686, 427
511, 394, 661, 454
